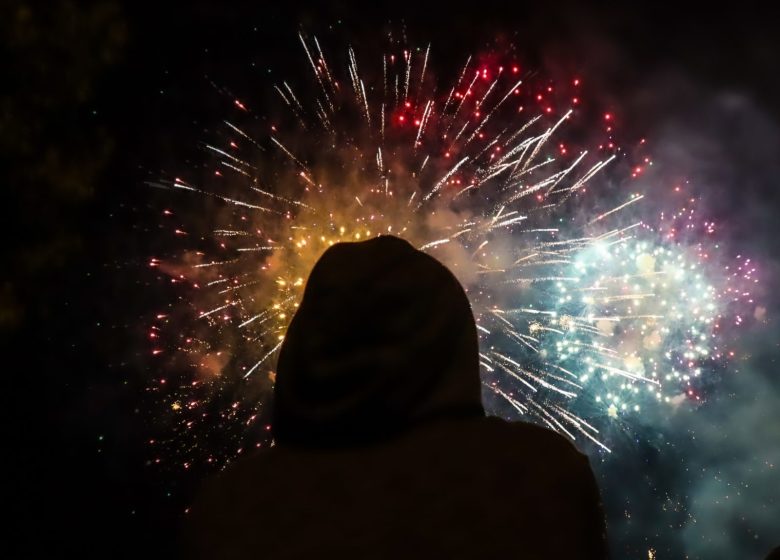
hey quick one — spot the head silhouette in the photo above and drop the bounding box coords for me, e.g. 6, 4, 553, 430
273, 235, 484, 446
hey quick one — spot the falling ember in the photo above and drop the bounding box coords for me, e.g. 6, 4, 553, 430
146, 35, 755, 468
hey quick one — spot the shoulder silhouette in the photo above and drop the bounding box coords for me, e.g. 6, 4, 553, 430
183, 235, 608, 559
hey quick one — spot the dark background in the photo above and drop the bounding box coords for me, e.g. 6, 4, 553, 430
4, 1, 779, 557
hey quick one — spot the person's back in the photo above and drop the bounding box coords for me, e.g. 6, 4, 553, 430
183, 236, 607, 559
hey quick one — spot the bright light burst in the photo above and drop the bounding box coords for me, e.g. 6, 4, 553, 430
145, 33, 755, 467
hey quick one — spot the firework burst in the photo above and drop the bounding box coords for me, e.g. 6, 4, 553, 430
145, 33, 754, 467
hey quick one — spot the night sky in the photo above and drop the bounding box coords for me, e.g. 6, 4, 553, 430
4, 1, 780, 557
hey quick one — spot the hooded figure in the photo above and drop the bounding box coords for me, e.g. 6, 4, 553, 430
183, 236, 608, 559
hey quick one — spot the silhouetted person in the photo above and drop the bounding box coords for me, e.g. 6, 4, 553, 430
182, 235, 608, 558
766, 546, 780, 560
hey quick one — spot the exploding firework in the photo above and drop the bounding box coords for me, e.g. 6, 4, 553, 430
145, 33, 755, 467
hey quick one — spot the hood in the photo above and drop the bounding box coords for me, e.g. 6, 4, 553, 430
272, 235, 484, 447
